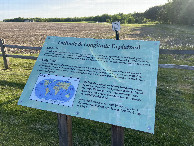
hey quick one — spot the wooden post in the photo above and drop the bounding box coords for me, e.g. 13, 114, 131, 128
57, 114, 73, 146
115, 30, 119, 40
111, 125, 124, 146
0, 39, 8, 69
111, 30, 125, 146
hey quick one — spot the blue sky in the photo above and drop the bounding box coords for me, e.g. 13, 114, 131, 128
0, 0, 168, 21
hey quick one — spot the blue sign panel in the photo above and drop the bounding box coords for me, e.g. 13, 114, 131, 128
18, 36, 160, 134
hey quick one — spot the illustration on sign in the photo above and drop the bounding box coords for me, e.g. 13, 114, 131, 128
30, 74, 80, 107
18, 36, 160, 134
112, 21, 120, 31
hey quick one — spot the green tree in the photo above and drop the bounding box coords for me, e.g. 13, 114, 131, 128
144, 6, 163, 21
179, 0, 194, 25
166, 0, 194, 25
111, 14, 122, 23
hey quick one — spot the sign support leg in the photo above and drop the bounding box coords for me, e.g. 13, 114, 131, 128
57, 114, 73, 146
116, 30, 119, 40
111, 29, 125, 146
111, 125, 124, 146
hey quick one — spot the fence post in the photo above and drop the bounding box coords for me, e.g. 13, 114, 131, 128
111, 30, 125, 146
57, 113, 73, 146
0, 39, 8, 69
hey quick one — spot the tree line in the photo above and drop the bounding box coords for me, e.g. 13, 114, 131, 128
3, 0, 194, 25
144, 0, 194, 25
3, 13, 150, 24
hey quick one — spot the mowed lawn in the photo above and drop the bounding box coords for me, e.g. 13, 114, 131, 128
0, 23, 194, 145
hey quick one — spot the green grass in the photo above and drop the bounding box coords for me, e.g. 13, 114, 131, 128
0, 24, 194, 145
122, 24, 194, 51
158, 24, 194, 35
122, 23, 156, 27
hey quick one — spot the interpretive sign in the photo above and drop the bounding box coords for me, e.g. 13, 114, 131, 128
18, 36, 160, 134
112, 21, 120, 31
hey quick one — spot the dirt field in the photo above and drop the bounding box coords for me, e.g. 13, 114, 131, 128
0, 22, 128, 46
0, 22, 193, 53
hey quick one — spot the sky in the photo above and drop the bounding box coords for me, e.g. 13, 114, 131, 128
0, 0, 168, 21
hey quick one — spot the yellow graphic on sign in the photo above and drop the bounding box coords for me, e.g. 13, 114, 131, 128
57, 82, 71, 90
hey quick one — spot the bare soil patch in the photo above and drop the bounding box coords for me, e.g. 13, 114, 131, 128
0, 22, 132, 53
0, 22, 193, 53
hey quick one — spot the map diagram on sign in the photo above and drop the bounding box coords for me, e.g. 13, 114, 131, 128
29, 74, 80, 107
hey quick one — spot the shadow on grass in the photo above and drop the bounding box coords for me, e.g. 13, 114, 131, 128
1, 100, 111, 145
0, 98, 59, 145
0, 79, 25, 90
